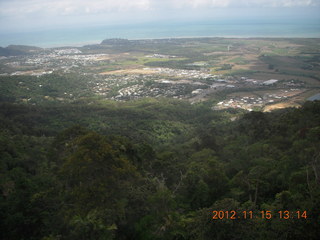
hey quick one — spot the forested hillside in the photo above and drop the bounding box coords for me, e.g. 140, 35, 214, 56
1, 99, 320, 239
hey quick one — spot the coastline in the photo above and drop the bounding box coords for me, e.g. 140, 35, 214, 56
1, 36, 320, 49
1, 21, 320, 48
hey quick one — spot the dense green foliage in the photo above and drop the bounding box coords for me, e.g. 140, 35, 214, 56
0, 45, 41, 57
0, 74, 92, 103
1, 99, 320, 239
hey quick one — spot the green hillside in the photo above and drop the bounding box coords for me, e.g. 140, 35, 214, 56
1, 99, 319, 240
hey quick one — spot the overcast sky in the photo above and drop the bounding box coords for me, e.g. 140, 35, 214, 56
1, 0, 320, 32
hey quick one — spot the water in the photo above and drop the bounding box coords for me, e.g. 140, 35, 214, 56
1, 20, 320, 48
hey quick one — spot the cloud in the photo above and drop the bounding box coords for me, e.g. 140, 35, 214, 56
169, 0, 319, 8
235, 0, 316, 7
0, 0, 151, 17
1, 0, 319, 18
171, 0, 230, 8
0, 0, 319, 32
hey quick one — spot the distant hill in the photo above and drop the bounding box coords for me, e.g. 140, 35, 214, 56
0, 45, 42, 56
100, 38, 131, 45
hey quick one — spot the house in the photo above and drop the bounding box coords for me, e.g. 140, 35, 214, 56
262, 79, 278, 86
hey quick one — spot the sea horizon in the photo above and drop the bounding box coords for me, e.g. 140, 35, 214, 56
1, 19, 320, 48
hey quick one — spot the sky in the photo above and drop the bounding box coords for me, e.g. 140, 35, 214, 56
0, 0, 320, 33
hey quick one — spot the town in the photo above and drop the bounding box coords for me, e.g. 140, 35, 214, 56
0, 38, 319, 112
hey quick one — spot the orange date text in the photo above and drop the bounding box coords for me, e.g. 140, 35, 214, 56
212, 210, 307, 220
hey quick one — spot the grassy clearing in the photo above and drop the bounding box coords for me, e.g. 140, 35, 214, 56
225, 69, 258, 76
228, 57, 250, 65
119, 56, 187, 66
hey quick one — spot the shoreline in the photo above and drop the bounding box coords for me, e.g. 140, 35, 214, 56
1, 36, 320, 49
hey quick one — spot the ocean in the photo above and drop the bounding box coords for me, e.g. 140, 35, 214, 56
1, 20, 320, 48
